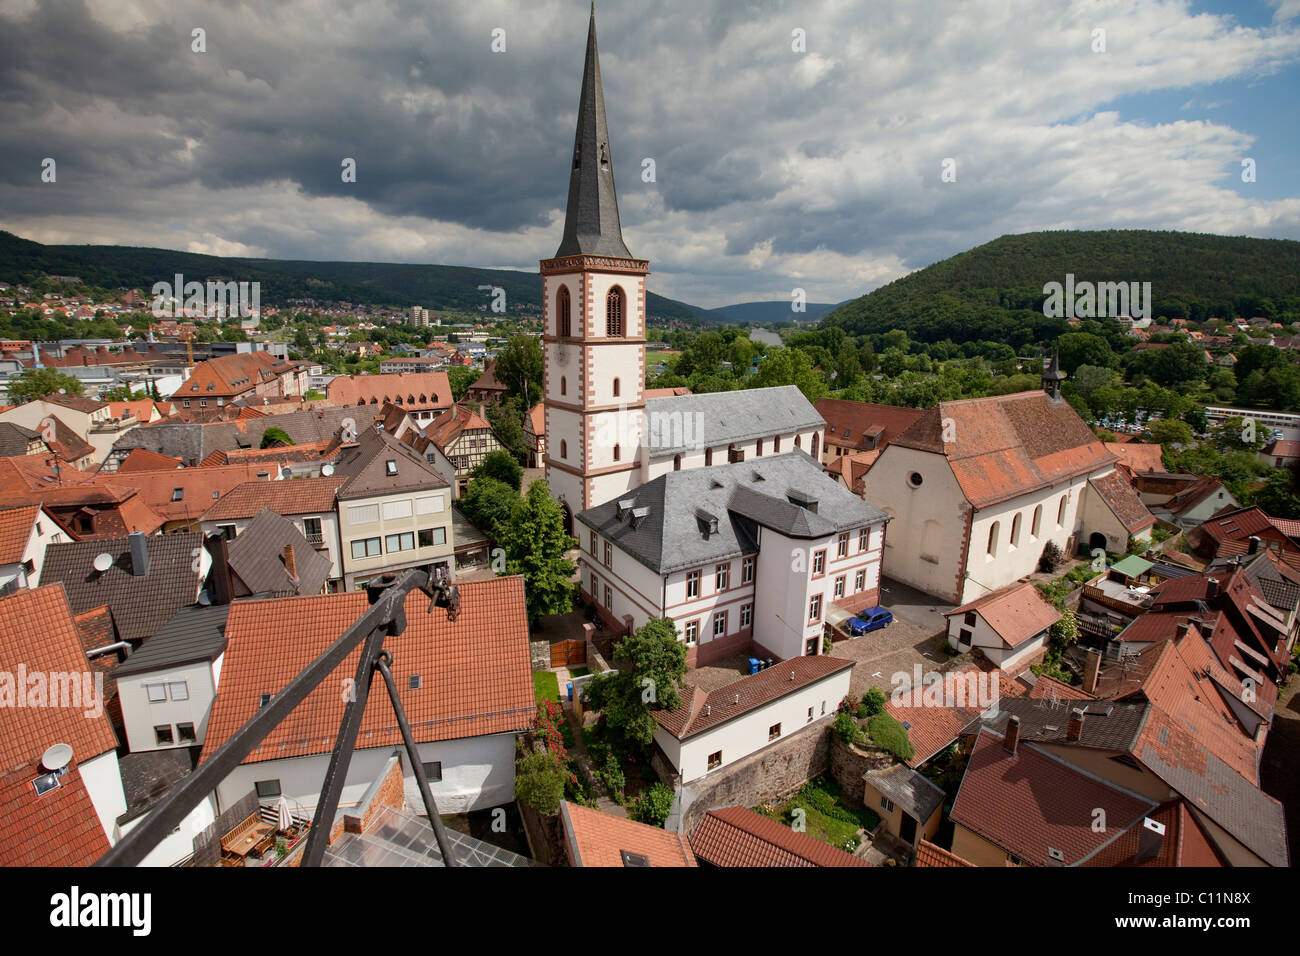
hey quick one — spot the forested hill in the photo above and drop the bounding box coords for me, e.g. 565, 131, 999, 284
0, 230, 706, 320
822, 230, 1300, 344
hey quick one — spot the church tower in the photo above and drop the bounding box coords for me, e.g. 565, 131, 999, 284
542, 7, 648, 529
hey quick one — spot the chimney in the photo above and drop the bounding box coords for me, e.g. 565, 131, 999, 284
1174, 621, 1191, 641
1248, 535, 1261, 555
282, 545, 298, 582
128, 531, 149, 577
1003, 715, 1020, 756
1066, 708, 1085, 742
1084, 648, 1102, 694
1206, 578, 1220, 601
1135, 817, 1166, 864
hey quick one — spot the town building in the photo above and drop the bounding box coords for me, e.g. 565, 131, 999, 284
576, 452, 888, 664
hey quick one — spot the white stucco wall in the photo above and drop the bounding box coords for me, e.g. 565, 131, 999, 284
81, 750, 128, 845
214, 733, 518, 817
657, 667, 852, 783
118, 659, 219, 753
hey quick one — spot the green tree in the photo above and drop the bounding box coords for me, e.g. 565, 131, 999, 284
459, 475, 520, 538
583, 617, 688, 746
260, 427, 295, 448
627, 782, 675, 828
98, 383, 140, 402
447, 365, 478, 400
474, 448, 523, 492
5, 367, 85, 404
1147, 419, 1193, 447
493, 333, 543, 404
514, 750, 566, 816
495, 480, 576, 623
485, 396, 529, 462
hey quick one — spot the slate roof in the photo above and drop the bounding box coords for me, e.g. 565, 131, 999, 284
202, 576, 534, 765
653, 654, 853, 740
40, 533, 203, 642
643, 385, 824, 456
888, 391, 1116, 509
115, 605, 230, 678
863, 763, 945, 822
561, 801, 697, 867
224, 508, 331, 597
553, 8, 633, 259
577, 451, 885, 575
945, 580, 1061, 648
950, 728, 1155, 867
689, 806, 871, 867
331, 425, 449, 500
1088, 470, 1157, 533
986, 696, 1148, 752
0, 421, 41, 457
201, 475, 344, 520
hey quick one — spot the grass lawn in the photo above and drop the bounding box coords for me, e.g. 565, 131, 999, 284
533, 670, 560, 704
760, 776, 880, 853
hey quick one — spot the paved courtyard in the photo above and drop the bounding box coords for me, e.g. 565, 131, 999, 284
830, 578, 955, 698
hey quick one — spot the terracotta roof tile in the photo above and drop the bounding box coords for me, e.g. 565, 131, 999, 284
326, 372, 453, 410
1088, 471, 1157, 533
654, 655, 854, 739
814, 399, 925, 453
561, 801, 696, 866
0, 504, 40, 565
0, 763, 111, 866
915, 839, 973, 867
115, 448, 182, 472
202, 576, 534, 765
689, 806, 871, 867
201, 475, 344, 520
950, 728, 1154, 866
0, 585, 120, 775
891, 392, 1116, 508
946, 580, 1061, 648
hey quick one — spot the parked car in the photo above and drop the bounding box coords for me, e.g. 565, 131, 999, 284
846, 606, 893, 636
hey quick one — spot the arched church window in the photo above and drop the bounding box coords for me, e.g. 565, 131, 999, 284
558, 286, 572, 338
606, 287, 625, 337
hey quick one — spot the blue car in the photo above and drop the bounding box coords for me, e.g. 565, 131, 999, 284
845, 606, 893, 636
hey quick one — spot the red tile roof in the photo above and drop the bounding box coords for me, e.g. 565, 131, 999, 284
1082, 801, 1223, 867
91, 462, 276, 525
915, 839, 974, 867
814, 399, 925, 453
689, 806, 871, 867
1164, 475, 1231, 517
890, 392, 1117, 509
654, 655, 854, 740
171, 351, 299, 401
0, 504, 40, 564
326, 371, 452, 410
0, 762, 111, 866
826, 450, 879, 495
884, 661, 1024, 768
561, 801, 697, 867
426, 404, 494, 449
1089, 471, 1157, 533
202, 576, 534, 765
0, 584, 120, 774
201, 475, 344, 520
950, 728, 1154, 866
1104, 442, 1164, 475
945, 580, 1061, 648
115, 448, 182, 472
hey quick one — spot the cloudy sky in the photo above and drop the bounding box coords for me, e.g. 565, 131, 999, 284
2, 0, 1299, 309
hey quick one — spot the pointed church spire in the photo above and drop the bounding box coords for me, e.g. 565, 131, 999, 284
555, 7, 633, 259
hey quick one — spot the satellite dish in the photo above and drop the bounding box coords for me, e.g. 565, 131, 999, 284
321, 463, 334, 477
92, 552, 113, 572
197, 589, 212, 606
280, 466, 292, 479
41, 743, 73, 773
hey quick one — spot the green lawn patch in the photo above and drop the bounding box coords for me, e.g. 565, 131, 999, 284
533, 670, 560, 704
759, 776, 879, 854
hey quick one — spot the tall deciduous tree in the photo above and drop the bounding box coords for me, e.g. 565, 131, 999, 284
493, 333, 543, 404
496, 480, 576, 623
583, 617, 687, 747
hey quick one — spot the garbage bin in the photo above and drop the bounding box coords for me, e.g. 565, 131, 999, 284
748, 658, 760, 675
566, 681, 574, 702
